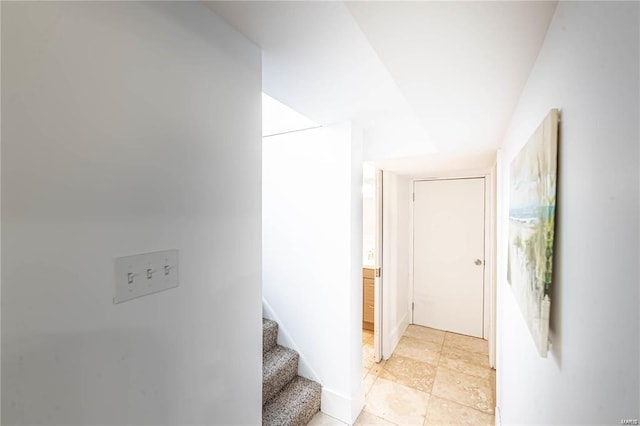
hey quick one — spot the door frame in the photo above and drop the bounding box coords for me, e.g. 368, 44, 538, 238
409, 168, 497, 367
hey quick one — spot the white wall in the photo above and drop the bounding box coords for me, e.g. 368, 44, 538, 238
349, 124, 366, 420
2, 3, 262, 425
262, 125, 364, 423
496, 2, 639, 424
381, 172, 412, 358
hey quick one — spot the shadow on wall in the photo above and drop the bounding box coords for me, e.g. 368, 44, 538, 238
548, 118, 563, 369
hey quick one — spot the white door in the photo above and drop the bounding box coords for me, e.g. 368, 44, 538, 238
413, 178, 485, 338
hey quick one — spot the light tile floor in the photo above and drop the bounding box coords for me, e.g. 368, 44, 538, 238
309, 325, 496, 426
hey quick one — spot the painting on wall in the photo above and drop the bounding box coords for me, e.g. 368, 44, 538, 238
507, 108, 559, 358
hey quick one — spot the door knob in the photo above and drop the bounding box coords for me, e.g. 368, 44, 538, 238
474, 259, 483, 266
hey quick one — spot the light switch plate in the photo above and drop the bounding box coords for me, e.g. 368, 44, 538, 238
113, 249, 179, 304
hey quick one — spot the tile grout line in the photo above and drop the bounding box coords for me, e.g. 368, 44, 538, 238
431, 331, 496, 421
363, 327, 493, 425
423, 331, 447, 425
425, 332, 447, 424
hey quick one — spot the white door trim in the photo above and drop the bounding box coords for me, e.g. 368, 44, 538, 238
488, 163, 498, 368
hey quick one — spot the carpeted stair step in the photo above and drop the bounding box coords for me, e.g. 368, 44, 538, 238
263, 345, 299, 404
262, 375, 321, 426
263, 319, 278, 354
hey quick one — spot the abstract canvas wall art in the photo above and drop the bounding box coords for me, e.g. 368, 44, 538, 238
507, 109, 559, 357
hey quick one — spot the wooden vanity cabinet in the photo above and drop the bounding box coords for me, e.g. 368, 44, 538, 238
363, 268, 375, 331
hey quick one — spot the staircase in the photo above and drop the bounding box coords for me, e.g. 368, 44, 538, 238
263, 318, 321, 426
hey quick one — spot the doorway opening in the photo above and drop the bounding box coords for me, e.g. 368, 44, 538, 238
362, 164, 382, 369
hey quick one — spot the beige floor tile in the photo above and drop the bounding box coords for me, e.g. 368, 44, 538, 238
363, 344, 375, 369
369, 360, 386, 376
308, 411, 348, 425
403, 325, 446, 345
365, 377, 430, 426
358, 326, 497, 426
443, 333, 488, 355
363, 372, 378, 395
363, 330, 375, 346
379, 354, 437, 393
424, 395, 494, 425
393, 336, 441, 366
363, 367, 371, 378
439, 346, 491, 379
355, 410, 397, 425
431, 367, 493, 414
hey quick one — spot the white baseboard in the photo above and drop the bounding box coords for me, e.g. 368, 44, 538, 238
321, 386, 365, 425
262, 299, 321, 383
495, 405, 501, 426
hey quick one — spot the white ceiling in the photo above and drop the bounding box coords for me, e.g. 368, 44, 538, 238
205, 1, 557, 176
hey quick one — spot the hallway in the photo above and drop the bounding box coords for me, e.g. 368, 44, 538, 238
311, 325, 495, 425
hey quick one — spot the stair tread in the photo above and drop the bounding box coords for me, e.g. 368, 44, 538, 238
263, 345, 299, 404
263, 318, 277, 328
263, 319, 278, 354
263, 376, 321, 426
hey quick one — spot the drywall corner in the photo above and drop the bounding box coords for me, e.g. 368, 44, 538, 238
321, 386, 364, 425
